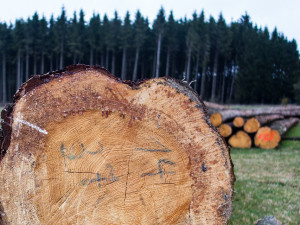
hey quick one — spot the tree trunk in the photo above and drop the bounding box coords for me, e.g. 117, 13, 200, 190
218, 123, 232, 138
221, 64, 227, 103
200, 61, 207, 99
229, 63, 236, 102
26, 46, 29, 81
210, 107, 300, 126
111, 52, 115, 75
0, 65, 234, 225
255, 118, 299, 149
33, 54, 37, 75
165, 48, 170, 76
210, 51, 218, 102
155, 32, 162, 78
60, 41, 64, 69
101, 53, 104, 67
2, 52, 6, 104
16, 48, 21, 89
105, 47, 109, 70
132, 47, 140, 81
228, 131, 252, 148
41, 52, 45, 74
152, 51, 156, 78
186, 48, 192, 83
121, 48, 127, 80
50, 55, 53, 72
90, 48, 94, 65
244, 114, 284, 133
193, 53, 200, 91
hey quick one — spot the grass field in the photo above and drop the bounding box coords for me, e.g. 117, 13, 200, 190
229, 122, 300, 224
0, 107, 299, 224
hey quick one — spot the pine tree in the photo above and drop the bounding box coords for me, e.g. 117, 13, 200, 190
132, 10, 147, 80
120, 11, 132, 80
153, 7, 166, 77
88, 13, 101, 65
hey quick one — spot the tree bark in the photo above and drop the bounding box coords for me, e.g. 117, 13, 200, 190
132, 47, 140, 81
121, 48, 127, 80
155, 32, 162, 78
0, 65, 234, 225
2, 52, 6, 104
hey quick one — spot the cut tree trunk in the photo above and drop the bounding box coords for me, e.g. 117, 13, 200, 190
244, 118, 260, 133
210, 107, 300, 124
244, 115, 284, 133
254, 118, 299, 149
0, 65, 234, 225
233, 117, 244, 128
228, 131, 252, 148
218, 123, 232, 138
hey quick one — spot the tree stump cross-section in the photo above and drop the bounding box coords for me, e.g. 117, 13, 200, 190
0, 65, 234, 225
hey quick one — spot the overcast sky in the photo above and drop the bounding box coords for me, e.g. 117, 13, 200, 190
0, 0, 299, 50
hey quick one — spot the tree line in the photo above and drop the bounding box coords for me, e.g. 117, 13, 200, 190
0, 7, 299, 104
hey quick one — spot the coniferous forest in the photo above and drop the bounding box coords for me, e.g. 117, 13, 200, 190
0, 7, 299, 104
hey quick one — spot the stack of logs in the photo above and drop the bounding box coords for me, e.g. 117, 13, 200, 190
206, 102, 300, 149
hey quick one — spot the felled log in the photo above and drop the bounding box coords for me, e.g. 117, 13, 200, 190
204, 101, 230, 115
218, 123, 232, 138
244, 114, 285, 134
228, 131, 252, 148
210, 108, 300, 124
255, 118, 299, 149
0, 65, 234, 225
232, 117, 244, 128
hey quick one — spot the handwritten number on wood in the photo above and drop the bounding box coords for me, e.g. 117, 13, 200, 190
81, 164, 119, 191
60, 142, 103, 160
141, 159, 176, 178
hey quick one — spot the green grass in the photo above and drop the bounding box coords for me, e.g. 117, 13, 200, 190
229, 123, 300, 224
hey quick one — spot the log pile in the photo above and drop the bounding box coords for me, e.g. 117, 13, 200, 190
207, 103, 300, 149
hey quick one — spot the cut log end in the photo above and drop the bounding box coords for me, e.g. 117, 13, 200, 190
244, 117, 260, 133
209, 112, 222, 127
228, 131, 252, 148
233, 117, 244, 128
254, 127, 281, 149
219, 124, 232, 138
0, 65, 234, 225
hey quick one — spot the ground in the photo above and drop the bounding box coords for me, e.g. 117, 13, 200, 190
0, 107, 299, 224
229, 122, 300, 225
